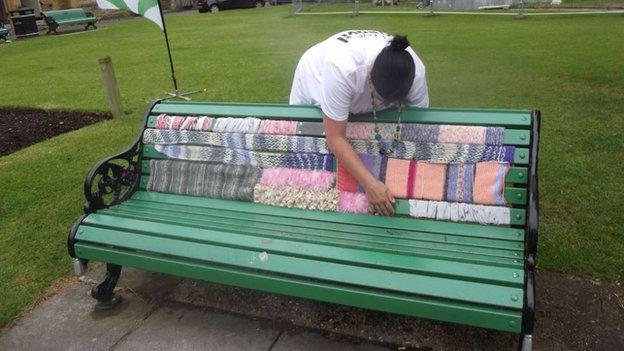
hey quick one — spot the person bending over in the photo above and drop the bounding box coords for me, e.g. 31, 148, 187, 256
289, 30, 429, 216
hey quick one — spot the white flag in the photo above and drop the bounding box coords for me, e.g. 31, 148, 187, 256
97, 0, 163, 30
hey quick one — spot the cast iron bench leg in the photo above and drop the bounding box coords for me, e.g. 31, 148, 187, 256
91, 263, 122, 310
519, 334, 532, 351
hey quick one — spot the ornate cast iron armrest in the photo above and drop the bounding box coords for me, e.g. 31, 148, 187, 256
83, 142, 142, 213
82, 100, 162, 213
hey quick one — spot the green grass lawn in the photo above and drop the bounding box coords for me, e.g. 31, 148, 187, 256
1, 7, 623, 327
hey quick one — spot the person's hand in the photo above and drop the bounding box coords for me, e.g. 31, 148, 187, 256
363, 180, 395, 216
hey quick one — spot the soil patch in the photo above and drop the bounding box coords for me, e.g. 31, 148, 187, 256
0, 108, 111, 156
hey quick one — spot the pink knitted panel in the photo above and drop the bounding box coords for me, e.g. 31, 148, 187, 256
338, 191, 370, 214
260, 168, 335, 191
259, 120, 298, 135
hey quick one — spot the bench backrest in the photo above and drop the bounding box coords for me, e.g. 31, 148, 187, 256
43, 9, 90, 21
138, 101, 533, 230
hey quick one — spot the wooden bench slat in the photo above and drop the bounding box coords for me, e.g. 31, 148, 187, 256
121, 197, 525, 250
74, 243, 523, 332
131, 191, 525, 243
151, 102, 532, 128
101, 205, 523, 267
76, 223, 524, 307
81, 214, 525, 288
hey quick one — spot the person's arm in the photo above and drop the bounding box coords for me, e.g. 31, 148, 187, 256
324, 116, 395, 216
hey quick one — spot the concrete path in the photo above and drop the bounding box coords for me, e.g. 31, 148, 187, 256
1, 265, 622, 350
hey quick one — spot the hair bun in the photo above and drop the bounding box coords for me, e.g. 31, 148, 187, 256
391, 35, 410, 51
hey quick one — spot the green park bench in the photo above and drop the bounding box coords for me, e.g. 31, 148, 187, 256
42, 9, 97, 34
0, 24, 8, 40
68, 100, 540, 350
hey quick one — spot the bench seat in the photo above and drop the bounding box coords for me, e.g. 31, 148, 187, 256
42, 9, 97, 34
75, 190, 525, 331
55, 18, 96, 25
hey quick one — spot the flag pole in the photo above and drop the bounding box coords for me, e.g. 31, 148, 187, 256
156, 0, 204, 100
156, 0, 178, 91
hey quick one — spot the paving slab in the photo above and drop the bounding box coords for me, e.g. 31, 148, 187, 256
272, 331, 391, 351
169, 270, 624, 350
112, 304, 281, 351
0, 283, 152, 351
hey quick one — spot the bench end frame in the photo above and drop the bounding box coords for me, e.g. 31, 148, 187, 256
519, 109, 540, 351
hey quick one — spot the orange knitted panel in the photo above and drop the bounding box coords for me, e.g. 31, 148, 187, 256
413, 162, 447, 201
385, 158, 411, 198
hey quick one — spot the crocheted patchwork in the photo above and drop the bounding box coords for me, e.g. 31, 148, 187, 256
260, 168, 335, 191
147, 159, 261, 201
408, 200, 510, 225
445, 163, 475, 203
154, 145, 334, 171
473, 162, 509, 205
253, 185, 339, 212
144, 129, 513, 163
338, 191, 370, 214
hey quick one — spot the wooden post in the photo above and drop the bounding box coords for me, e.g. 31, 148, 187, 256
98, 56, 123, 118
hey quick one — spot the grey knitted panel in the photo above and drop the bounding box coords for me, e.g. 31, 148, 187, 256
148, 159, 261, 201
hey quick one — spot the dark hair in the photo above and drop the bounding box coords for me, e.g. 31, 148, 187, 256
371, 35, 415, 102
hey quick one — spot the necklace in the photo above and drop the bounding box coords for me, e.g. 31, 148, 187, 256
369, 79, 403, 156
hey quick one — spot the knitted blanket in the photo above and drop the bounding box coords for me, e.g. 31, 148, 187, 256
147, 159, 261, 201
253, 185, 339, 212
409, 200, 510, 225
154, 145, 334, 171
156, 115, 505, 146
144, 129, 514, 163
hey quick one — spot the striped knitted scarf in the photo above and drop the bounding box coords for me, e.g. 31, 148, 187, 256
143, 129, 331, 154
147, 159, 261, 201
350, 140, 515, 163
144, 129, 514, 163
154, 145, 334, 171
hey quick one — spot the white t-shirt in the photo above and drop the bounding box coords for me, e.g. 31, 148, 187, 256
289, 30, 429, 122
